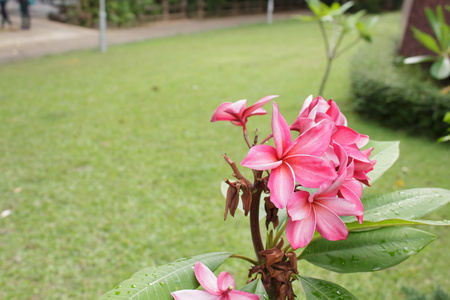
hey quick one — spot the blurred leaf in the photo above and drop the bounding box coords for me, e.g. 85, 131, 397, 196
411, 27, 441, 54
100, 252, 231, 300
425, 7, 440, 39
403, 55, 435, 64
364, 140, 399, 187
430, 57, 450, 79
338, 1, 354, 14
240, 279, 269, 299
346, 218, 450, 232
300, 227, 436, 273
296, 275, 358, 299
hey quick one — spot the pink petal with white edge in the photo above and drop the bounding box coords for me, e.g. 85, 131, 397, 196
246, 107, 268, 117
217, 272, 235, 293
286, 155, 337, 188
287, 190, 311, 221
316, 197, 362, 216
211, 102, 235, 122
172, 290, 221, 300
194, 262, 220, 295
286, 121, 333, 157
268, 162, 295, 209
271, 102, 292, 158
229, 290, 261, 300
286, 208, 316, 249
241, 145, 282, 171
243, 95, 279, 119
314, 203, 348, 241
224, 99, 247, 115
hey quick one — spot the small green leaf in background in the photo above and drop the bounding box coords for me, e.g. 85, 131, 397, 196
296, 275, 358, 299
300, 227, 435, 273
240, 279, 269, 299
101, 252, 231, 300
363, 140, 399, 187
430, 57, 450, 80
403, 55, 435, 64
411, 27, 441, 54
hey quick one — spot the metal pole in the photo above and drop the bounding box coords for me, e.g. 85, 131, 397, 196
99, 0, 107, 52
267, 0, 274, 24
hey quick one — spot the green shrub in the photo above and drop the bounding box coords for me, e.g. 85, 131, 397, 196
350, 34, 450, 137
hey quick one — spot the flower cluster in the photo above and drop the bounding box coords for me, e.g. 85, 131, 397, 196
213, 96, 376, 249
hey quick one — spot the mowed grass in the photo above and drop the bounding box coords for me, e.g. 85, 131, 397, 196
0, 12, 449, 300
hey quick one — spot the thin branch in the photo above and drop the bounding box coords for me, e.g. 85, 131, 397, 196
243, 126, 251, 149
335, 36, 361, 58
230, 254, 259, 265
222, 154, 251, 185
318, 21, 330, 56
260, 133, 273, 145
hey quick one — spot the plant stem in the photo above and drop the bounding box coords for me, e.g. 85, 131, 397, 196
250, 171, 265, 262
318, 57, 333, 96
230, 254, 259, 265
271, 220, 287, 246
243, 126, 251, 149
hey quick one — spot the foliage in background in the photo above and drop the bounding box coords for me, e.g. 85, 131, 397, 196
438, 112, 450, 143
351, 32, 450, 137
402, 286, 450, 300
403, 5, 450, 80
297, 0, 378, 96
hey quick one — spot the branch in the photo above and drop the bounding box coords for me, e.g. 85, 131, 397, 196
222, 154, 252, 186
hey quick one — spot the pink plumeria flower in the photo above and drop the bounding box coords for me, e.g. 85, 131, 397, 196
241, 102, 337, 209
290, 96, 347, 133
211, 95, 279, 127
285, 179, 364, 249
171, 262, 259, 300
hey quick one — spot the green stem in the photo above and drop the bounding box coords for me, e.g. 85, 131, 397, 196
271, 220, 287, 246
230, 254, 259, 265
318, 57, 333, 96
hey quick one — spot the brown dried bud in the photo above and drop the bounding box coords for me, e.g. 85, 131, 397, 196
224, 181, 240, 220
264, 196, 279, 229
240, 180, 252, 216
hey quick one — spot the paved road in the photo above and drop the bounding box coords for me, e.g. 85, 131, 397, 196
0, 1, 303, 65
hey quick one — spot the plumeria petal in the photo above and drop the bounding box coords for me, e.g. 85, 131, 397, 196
271, 102, 292, 158
332, 126, 362, 145
229, 290, 261, 300
217, 272, 235, 293
241, 145, 281, 171
286, 155, 337, 188
286, 121, 333, 157
195, 262, 221, 295
314, 203, 348, 241
316, 197, 363, 216
268, 162, 295, 209
224, 99, 247, 115
286, 190, 311, 221
211, 102, 236, 122
286, 207, 316, 249
243, 95, 279, 119
246, 107, 268, 117
172, 290, 221, 300
326, 99, 347, 126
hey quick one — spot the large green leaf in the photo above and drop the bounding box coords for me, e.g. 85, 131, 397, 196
364, 140, 399, 187
300, 227, 436, 273
101, 252, 231, 300
425, 7, 440, 40
346, 218, 450, 232
342, 188, 450, 223
296, 275, 358, 299
240, 279, 269, 299
430, 57, 450, 80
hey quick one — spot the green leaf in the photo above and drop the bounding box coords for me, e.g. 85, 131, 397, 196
100, 252, 231, 300
403, 55, 436, 64
411, 26, 441, 54
300, 227, 436, 273
295, 275, 358, 299
338, 1, 354, 14
343, 188, 450, 223
240, 279, 269, 299
425, 7, 440, 39
346, 218, 450, 232
364, 140, 399, 187
430, 57, 450, 80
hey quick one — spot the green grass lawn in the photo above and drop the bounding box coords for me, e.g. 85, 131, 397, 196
0, 12, 449, 300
